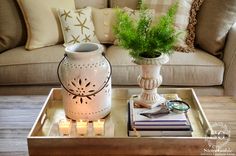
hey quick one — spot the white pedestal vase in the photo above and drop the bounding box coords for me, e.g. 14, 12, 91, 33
133, 54, 169, 108
57, 43, 112, 121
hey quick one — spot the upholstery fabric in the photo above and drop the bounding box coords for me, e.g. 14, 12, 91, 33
223, 23, 236, 97
0, 45, 224, 87
75, 0, 108, 9
58, 7, 99, 46
142, 0, 204, 52
92, 8, 116, 43
109, 0, 140, 9
17, 0, 75, 50
105, 46, 224, 86
0, 45, 106, 85
0, 45, 64, 85
195, 0, 236, 56
0, 0, 27, 53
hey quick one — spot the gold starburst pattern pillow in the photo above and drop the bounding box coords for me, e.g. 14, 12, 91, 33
58, 7, 99, 47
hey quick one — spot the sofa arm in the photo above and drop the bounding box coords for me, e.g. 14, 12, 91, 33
223, 22, 236, 97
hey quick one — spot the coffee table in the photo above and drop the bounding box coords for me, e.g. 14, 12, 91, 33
0, 88, 235, 155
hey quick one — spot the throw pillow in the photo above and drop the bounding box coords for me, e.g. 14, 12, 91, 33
75, 0, 108, 9
17, 0, 75, 50
92, 8, 116, 43
58, 7, 99, 47
0, 0, 27, 53
109, 0, 140, 9
195, 0, 236, 56
142, 0, 204, 52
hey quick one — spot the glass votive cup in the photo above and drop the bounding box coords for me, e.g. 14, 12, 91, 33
58, 118, 72, 136
93, 119, 105, 136
76, 120, 88, 136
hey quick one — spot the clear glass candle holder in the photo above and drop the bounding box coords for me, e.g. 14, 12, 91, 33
58, 119, 72, 136
93, 119, 105, 136
76, 120, 88, 136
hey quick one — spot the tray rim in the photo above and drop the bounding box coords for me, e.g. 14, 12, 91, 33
28, 87, 214, 139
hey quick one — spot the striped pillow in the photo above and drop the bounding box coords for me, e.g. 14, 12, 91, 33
142, 0, 204, 52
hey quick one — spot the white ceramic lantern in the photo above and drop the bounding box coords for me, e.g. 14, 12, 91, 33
57, 43, 112, 121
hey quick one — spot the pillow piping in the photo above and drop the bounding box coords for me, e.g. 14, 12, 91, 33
17, 0, 32, 50
175, 0, 204, 52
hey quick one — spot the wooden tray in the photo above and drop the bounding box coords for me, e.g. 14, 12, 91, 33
28, 88, 216, 155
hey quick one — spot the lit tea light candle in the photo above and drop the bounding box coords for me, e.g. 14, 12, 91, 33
76, 120, 88, 136
93, 119, 105, 136
58, 119, 72, 136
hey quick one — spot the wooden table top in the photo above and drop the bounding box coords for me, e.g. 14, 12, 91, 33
0, 95, 235, 155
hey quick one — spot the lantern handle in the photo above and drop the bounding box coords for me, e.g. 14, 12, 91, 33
57, 53, 112, 97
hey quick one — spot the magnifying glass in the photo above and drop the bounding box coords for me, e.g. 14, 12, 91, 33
166, 100, 190, 113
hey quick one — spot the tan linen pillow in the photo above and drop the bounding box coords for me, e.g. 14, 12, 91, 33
195, 0, 236, 56
92, 8, 116, 44
58, 7, 99, 46
143, 0, 204, 52
75, 0, 108, 9
17, 0, 75, 50
0, 0, 26, 53
109, 0, 140, 9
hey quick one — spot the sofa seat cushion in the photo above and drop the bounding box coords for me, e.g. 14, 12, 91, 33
0, 45, 224, 86
0, 45, 64, 85
105, 46, 224, 86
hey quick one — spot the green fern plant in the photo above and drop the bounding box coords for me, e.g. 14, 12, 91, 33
113, 3, 179, 59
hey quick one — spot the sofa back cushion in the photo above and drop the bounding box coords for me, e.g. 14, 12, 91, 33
109, 0, 140, 9
17, 0, 75, 50
195, 0, 236, 56
75, 0, 108, 9
0, 0, 27, 53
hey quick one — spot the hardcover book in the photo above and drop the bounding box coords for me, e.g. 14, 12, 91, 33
127, 98, 192, 137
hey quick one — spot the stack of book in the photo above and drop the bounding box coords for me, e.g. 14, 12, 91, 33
128, 99, 192, 137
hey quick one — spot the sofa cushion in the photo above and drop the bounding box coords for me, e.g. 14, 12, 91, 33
75, 0, 108, 9
142, 0, 204, 52
109, 0, 139, 9
0, 0, 27, 53
0, 45, 224, 86
17, 0, 75, 50
0, 45, 64, 85
105, 46, 224, 86
0, 45, 106, 86
195, 0, 236, 56
58, 7, 99, 46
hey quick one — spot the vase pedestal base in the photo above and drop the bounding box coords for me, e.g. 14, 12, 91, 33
133, 94, 166, 109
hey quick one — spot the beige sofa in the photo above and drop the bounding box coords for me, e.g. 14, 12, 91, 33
0, 0, 236, 97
